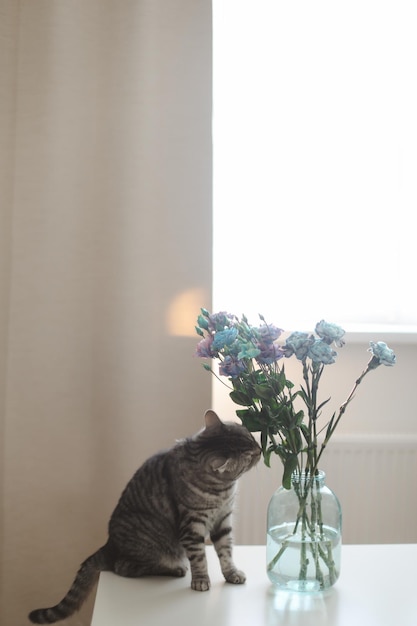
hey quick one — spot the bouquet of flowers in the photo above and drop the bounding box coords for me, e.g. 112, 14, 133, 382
195, 309, 395, 486
195, 308, 396, 589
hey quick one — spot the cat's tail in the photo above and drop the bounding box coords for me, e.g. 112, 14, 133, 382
28, 543, 112, 624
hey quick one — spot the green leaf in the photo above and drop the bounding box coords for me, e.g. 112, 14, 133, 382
235, 409, 263, 431
295, 410, 305, 426
274, 445, 289, 465
300, 423, 310, 442
261, 429, 268, 453
254, 384, 274, 400
316, 397, 331, 413
276, 404, 291, 427
229, 390, 251, 406
263, 445, 274, 468
282, 455, 299, 489
325, 412, 336, 439
276, 369, 288, 394
298, 386, 310, 404
195, 326, 204, 337
292, 428, 303, 453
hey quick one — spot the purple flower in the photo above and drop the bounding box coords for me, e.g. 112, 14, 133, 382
196, 336, 214, 358
308, 339, 337, 364
219, 356, 246, 378
255, 324, 284, 344
207, 311, 236, 332
256, 343, 286, 365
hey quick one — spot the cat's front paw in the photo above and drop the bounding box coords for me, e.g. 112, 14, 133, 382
173, 566, 187, 577
224, 568, 246, 585
191, 576, 211, 591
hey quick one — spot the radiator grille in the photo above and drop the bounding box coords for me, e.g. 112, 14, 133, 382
234, 435, 417, 545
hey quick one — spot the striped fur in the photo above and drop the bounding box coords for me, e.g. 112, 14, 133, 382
29, 410, 261, 623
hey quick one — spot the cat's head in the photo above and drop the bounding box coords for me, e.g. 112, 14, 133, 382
195, 410, 261, 479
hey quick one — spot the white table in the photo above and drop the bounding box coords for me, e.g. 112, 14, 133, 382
91, 544, 417, 626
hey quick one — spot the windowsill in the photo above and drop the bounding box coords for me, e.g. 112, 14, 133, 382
342, 324, 417, 344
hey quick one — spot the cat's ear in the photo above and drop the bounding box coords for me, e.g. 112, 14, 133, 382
210, 457, 235, 473
204, 409, 223, 430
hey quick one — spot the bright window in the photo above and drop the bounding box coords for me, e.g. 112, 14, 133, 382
213, 1, 417, 334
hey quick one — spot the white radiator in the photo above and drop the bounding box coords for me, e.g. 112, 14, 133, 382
234, 434, 417, 545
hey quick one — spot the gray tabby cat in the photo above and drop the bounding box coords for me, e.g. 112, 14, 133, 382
29, 410, 260, 623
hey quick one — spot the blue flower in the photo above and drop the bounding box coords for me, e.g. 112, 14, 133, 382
368, 341, 396, 367
212, 328, 238, 351
284, 332, 315, 360
308, 339, 337, 364
237, 341, 261, 360
315, 320, 345, 347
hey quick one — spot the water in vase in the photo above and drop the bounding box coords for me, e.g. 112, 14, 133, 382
267, 522, 341, 591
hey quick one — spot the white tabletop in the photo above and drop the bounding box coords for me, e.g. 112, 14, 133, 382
91, 544, 417, 626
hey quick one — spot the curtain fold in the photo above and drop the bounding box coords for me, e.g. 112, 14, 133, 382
0, 2, 212, 624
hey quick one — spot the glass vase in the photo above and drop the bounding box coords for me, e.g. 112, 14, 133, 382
266, 470, 342, 592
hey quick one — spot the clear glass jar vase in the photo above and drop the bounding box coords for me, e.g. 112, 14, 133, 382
266, 470, 342, 592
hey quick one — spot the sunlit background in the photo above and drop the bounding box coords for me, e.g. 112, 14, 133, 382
213, 0, 417, 333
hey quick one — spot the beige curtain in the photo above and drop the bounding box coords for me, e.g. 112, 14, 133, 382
0, 1, 212, 624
